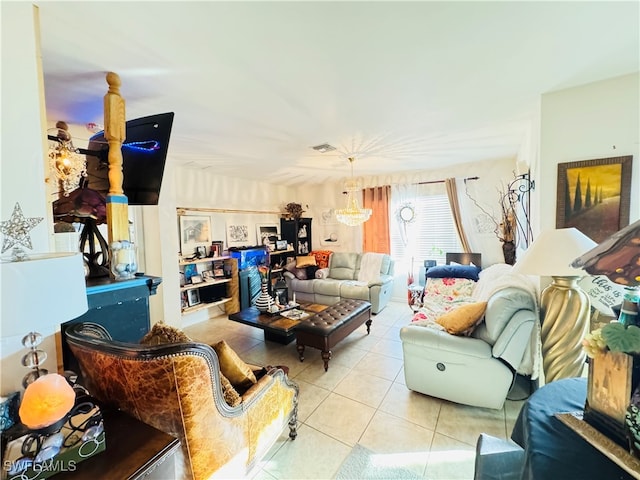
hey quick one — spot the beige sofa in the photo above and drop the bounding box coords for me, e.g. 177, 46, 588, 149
283, 252, 394, 314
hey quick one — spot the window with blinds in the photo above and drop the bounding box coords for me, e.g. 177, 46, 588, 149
390, 189, 462, 280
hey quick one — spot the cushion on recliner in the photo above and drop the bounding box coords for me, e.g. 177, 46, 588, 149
426, 264, 481, 281
480, 288, 536, 344
310, 250, 333, 269
284, 258, 308, 280
436, 302, 487, 335
329, 252, 358, 280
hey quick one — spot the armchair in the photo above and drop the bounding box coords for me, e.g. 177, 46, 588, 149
400, 286, 536, 409
65, 322, 298, 480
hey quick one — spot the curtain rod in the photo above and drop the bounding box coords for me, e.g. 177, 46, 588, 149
414, 176, 479, 186
177, 207, 281, 215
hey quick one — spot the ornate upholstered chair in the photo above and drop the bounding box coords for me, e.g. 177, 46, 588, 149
65, 322, 299, 480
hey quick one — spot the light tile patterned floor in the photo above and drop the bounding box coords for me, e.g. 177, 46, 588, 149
184, 301, 525, 480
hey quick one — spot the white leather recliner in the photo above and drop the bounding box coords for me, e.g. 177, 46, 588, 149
400, 286, 537, 410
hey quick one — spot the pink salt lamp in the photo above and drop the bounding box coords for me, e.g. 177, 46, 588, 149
19, 373, 75, 430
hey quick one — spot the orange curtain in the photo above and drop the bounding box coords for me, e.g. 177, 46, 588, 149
363, 186, 390, 253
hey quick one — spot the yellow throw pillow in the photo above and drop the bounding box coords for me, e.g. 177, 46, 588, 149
435, 302, 487, 336
296, 255, 317, 268
212, 340, 257, 389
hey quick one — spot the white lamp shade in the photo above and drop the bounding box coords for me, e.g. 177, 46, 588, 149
1, 253, 88, 338
513, 228, 597, 277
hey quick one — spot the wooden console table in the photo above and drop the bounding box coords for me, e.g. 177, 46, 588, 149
56, 408, 180, 479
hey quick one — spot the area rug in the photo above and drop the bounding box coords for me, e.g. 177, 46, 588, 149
335, 444, 422, 480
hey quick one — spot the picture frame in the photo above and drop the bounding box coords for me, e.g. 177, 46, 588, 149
183, 264, 198, 282
190, 274, 203, 284
179, 215, 212, 256
226, 222, 251, 247
275, 239, 288, 251
201, 270, 213, 281
181, 291, 188, 309
556, 156, 632, 243
196, 246, 207, 258
256, 224, 280, 250
214, 267, 224, 278
210, 240, 224, 257
187, 289, 201, 307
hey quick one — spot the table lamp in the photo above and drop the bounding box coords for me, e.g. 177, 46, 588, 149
513, 228, 597, 382
1, 253, 88, 391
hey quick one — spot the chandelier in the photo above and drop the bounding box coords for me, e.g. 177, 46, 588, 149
335, 157, 372, 226
48, 121, 86, 196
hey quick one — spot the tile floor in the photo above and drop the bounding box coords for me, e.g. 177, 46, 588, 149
184, 301, 526, 480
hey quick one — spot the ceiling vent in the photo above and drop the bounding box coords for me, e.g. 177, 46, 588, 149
311, 143, 336, 153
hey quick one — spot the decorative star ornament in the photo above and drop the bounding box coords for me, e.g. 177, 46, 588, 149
0, 203, 43, 254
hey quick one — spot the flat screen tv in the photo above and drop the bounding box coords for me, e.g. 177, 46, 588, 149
84, 112, 174, 205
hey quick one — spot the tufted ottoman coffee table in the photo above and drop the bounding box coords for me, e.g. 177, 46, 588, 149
295, 299, 372, 371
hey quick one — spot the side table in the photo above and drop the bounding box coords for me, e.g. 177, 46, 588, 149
56, 408, 180, 479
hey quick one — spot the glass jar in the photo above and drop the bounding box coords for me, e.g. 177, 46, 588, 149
110, 241, 138, 280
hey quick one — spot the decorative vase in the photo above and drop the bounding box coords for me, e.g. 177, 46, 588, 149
502, 241, 516, 265
109, 241, 138, 280
254, 281, 272, 312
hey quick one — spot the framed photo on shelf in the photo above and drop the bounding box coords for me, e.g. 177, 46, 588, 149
187, 289, 201, 307
181, 291, 188, 309
201, 270, 213, 281
179, 215, 212, 256
191, 274, 203, 284
275, 239, 288, 251
256, 224, 279, 250
556, 156, 632, 243
210, 240, 224, 257
183, 264, 198, 282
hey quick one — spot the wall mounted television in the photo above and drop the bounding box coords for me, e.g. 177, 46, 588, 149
84, 112, 174, 205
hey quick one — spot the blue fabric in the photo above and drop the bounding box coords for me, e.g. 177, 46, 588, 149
511, 377, 633, 480
425, 264, 480, 281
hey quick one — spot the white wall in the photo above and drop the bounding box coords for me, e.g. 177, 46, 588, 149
147, 165, 297, 327
538, 73, 640, 233
0, 4, 59, 395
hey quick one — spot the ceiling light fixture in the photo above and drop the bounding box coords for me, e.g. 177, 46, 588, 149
335, 157, 372, 227
48, 121, 86, 196
311, 143, 336, 153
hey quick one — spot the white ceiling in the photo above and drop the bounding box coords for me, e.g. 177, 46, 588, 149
37, 1, 639, 186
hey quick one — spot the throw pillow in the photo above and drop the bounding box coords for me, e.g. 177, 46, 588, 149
305, 265, 319, 279
139, 324, 242, 407
435, 301, 488, 336
423, 278, 476, 301
140, 321, 192, 345
284, 259, 308, 280
426, 264, 481, 281
212, 340, 257, 389
219, 372, 242, 407
310, 250, 333, 269
296, 255, 317, 268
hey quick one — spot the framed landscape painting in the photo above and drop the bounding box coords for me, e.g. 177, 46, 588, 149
556, 156, 632, 243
